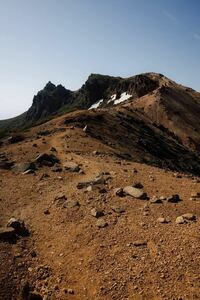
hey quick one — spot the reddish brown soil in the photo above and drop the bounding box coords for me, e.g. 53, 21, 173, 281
0, 115, 200, 300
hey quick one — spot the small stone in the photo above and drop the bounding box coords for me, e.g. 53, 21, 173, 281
114, 188, 124, 197
132, 182, 143, 189
65, 200, 80, 209
167, 194, 181, 203
182, 213, 196, 221
175, 216, 185, 224
157, 217, 169, 223
96, 219, 108, 228
63, 162, 80, 172
68, 288, 74, 294
133, 240, 147, 247
123, 186, 148, 199
44, 209, 50, 215
111, 206, 125, 213
91, 208, 104, 218
150, 196, 163, 204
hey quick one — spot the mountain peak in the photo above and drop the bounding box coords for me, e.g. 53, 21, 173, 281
44, 81, 56, 92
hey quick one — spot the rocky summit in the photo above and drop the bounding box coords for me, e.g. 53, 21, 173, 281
0, 72, 200, 300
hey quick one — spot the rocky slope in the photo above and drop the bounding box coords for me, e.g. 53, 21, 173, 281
1, 114, 200, 300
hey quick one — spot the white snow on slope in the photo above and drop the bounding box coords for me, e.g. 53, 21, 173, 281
114, 92, 132, 105
88, 99, 103, 110
107, 94, 117, 103
88, 92, 132, 110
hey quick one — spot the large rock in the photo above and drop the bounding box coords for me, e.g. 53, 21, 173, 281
34, 153, 59, 167
123, 186, 148, 199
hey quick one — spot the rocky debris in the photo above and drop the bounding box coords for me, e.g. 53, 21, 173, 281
167, 194, 181, 203
63, 161, 80, 172
157, 217, 170, 223
19, 281, 43, 300
91, 208, 104, 218
12, 162, 36, 174
34, 153, 59, 167
111, 206, 125, 213
123, 186, 148, 199
133, 240, 147, 247
190, 192, 200, 201
150, 196, 163, 204
96, 219, 108, 228
176, 213, 196, 224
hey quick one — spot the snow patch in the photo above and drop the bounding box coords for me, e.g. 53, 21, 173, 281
108, 94, 117, 103
114, 92, 132, 105
88, 99, 103, 110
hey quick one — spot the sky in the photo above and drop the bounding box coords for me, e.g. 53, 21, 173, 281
0, 0, 200, 119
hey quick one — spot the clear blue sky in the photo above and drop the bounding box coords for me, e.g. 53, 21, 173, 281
0, 0, 200, 119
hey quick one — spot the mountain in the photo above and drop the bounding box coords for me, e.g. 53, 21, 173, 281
0, 73, 160, 130
1, 73, 200, 300
1, 72, 200, 174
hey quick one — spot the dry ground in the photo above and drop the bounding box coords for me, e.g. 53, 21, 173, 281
0, 116, 200, 300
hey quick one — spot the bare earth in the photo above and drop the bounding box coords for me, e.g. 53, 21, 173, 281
0, 114, 200, 300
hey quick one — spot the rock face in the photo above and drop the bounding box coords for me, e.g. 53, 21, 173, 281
26, 82, 73, 123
